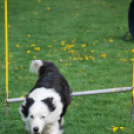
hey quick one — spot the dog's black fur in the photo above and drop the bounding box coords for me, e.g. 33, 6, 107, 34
21, 98, 34, 118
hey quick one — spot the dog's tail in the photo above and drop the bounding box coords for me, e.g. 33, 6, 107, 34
29, 60, 43, 75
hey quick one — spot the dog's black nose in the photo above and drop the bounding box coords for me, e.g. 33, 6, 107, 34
33, 127, 39, 132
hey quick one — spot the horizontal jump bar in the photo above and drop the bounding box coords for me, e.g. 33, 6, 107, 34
6, 87, 133, 103
72, 86, 132, 96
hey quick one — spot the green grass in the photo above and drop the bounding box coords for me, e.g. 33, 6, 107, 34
0, 0, 134, 133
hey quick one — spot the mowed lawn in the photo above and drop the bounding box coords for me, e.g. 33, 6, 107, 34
0, 0, 134, 133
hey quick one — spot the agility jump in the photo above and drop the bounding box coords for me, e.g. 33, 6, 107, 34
4, 0, 134, 122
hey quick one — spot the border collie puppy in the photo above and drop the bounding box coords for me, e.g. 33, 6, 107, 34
19, 60, 72, 134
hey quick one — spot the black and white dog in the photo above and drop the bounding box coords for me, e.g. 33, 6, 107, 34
19, 60, 72, 134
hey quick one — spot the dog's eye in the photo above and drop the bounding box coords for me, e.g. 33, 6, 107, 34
30, 115, 34, 119
41, 116, 45, 119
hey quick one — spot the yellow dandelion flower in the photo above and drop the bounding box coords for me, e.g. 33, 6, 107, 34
75, 14, 79, 17
120, 127, 124, 130
20, 96, 24, 98
131, 48, 134, 53
91, 50, 94, 53
54, 50, 57, 52
119, 59, 127, 62
31, 44, 36, 46
109, 39, 113, 42
72, 40, 75, 43
103, 39, 106, 41
69, 50, 74, 54
34, 47, 40, 51
113, 127, 118, 132
46, 7, 51, 10
130, 58, 134, 61
66, 44, 68, 47
33, 11, 38, 15
27, 50, 31, 53
68, 44, 75, 48
73, 57, 77, 60
16, 44, 19, 47
53, 40, 57, 42
85, 55, 88, 60
87, 29, 90, 32
48, 45, 52, 47
120, 27, 123, 30
100, 54, 106, 58
79, 70, 82, 73
20, 67, 23, 69
65, 63, 68, 66
81, 44, 86, 47
92, 57, 95, 60
69, 57, 72, 59
28, 34, 31, 37
19, 76, 22, 79
38, 0, 41, 2
61, 41, 66, 46
80, 57, 83, 60
123, 59, 127, 62
33, 55, 36, 58
63, 47, 67, 51
72, 39, 76, 43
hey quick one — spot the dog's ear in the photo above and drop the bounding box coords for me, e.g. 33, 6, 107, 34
21, 98, 34, 117
41, 97, 55, 112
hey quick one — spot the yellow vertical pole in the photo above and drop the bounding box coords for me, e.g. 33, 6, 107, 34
132, 56, 134, 98
5, 0, 8, 115
131, 57, 134, 121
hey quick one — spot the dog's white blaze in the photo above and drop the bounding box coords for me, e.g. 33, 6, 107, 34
29, 87, 61, 102
29, 102, 49, 133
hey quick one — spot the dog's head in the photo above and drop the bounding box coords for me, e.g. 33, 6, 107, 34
20, 97, 55, 134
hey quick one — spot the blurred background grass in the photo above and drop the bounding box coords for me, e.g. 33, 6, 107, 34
0, 0, 134, 133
